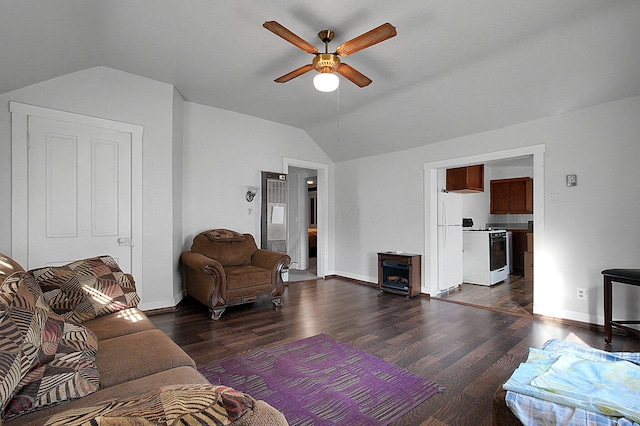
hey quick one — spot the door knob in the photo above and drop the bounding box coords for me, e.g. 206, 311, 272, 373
117, 238, 133, 247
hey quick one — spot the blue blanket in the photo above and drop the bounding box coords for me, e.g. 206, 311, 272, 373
503, 339, 640, 425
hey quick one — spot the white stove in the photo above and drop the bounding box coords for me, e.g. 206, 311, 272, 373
463, 229, 508, 286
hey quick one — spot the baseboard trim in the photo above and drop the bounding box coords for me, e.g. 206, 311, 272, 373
143, 305, 179, 316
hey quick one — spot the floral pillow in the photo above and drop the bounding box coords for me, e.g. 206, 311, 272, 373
30, 255, 140, 323
43, 384, 256, 426
0, 272, 99, 421
0, 252, 25, 283
0, 272, 48, 414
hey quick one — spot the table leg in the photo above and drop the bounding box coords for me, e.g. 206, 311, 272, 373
604, 275, 612, 343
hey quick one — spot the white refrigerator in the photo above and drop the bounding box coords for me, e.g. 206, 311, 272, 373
437, 192, 463, 291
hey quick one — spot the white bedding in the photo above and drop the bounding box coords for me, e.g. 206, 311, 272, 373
503, 339, 640, 426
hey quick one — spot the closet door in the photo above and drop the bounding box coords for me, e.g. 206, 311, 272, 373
27, 116, 133, 270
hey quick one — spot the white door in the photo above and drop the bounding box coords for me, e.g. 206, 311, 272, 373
27, 116, 133, 270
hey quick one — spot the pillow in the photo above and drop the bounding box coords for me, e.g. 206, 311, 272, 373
0, 253, 25, 283
0, 272, 100, 421
43, 384, 256, 426
30, 255, 140, 323
4, 313, 99, 420
0, 272, 49, 413
204, 229, 246, 242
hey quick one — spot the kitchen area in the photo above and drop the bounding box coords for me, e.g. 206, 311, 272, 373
435, 156, 534, 315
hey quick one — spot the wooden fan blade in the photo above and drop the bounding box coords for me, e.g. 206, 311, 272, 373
335, 23, 397, 56
336, 63, 372, 87
274, 64, 315, 83
263, 21, 318, 54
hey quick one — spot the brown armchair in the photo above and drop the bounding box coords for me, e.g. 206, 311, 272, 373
180, 229, 291, 320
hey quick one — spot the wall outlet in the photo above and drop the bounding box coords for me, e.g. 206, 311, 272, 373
577, 288, 587, 300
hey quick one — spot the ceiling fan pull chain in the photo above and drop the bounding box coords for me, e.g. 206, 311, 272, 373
336, 87, 341, 144
337, 87, 340, 128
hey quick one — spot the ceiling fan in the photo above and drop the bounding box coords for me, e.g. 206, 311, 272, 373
263, 21, 397, 91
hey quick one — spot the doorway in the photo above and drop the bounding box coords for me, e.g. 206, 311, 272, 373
423, 145, 545, 316
286, 167, 318, 282
283, 158, 329, 281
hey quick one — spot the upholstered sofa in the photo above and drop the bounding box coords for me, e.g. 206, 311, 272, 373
181, 229, 291, 320
0, 253, 288, 425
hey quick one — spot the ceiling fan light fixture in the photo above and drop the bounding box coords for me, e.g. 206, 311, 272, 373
312, 53, 340, 92
264, 21, 396, 89
313, 72, 339, 92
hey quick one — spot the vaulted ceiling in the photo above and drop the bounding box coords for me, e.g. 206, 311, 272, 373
2, 1, 640, 163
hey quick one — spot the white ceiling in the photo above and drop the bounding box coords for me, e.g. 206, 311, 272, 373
2, 1, 640, 163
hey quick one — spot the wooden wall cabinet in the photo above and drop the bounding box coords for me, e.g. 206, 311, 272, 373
490, 177, 533, 214
446, 165, 484, 193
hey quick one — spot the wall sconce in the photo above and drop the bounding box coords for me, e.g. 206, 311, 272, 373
246, 186, 258, 202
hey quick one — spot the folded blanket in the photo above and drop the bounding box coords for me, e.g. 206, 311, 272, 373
504, 339, 640, 424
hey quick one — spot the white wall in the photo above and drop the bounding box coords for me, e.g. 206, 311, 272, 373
180, 102, 333, 254
0, 67, 335, 311
0, 67, 179, 310
334, 155, 425, 282
3, 65, 637, 325
334, 95, 640, 325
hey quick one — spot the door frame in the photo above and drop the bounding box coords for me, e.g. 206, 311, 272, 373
283, 157, 329, 278
286, 167, 317, 271
423, 144, 545, 314
10, 102, 144, 281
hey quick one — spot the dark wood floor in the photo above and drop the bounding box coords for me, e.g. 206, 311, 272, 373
433, 274, 533, 317
149, 277, 640, 426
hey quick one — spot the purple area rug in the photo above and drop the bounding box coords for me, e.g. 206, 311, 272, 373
198, 333, 443, 425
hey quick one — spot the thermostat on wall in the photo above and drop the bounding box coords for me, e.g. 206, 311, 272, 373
566, 174, 577, 187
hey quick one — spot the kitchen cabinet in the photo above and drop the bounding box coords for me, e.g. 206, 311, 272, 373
510, 230, 527, 275
490, 177, 533, 214
446, 165, 484, 193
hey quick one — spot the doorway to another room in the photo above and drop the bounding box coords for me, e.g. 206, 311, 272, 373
284, 158, 328, 283
288, 173, 318, 282
424, 145, 544, 317
434, 156, 534, 316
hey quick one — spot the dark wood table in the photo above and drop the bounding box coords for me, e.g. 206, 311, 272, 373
602, 269, 640, 343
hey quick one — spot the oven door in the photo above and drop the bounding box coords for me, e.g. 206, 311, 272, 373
489, 234, 507, 271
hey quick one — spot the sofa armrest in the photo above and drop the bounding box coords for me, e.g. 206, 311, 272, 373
180, 251, 226, 311
251, 250, 291, 297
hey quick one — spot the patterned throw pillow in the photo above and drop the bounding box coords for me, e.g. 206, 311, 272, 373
0, 272, 49, 413
0, 253, 25, 283
204, 229, 247, 242
0, 272, 100, 421
30, 255, 140, 323
43, 384, 256, 426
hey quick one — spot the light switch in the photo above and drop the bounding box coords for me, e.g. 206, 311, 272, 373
566, 174, 577, 187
